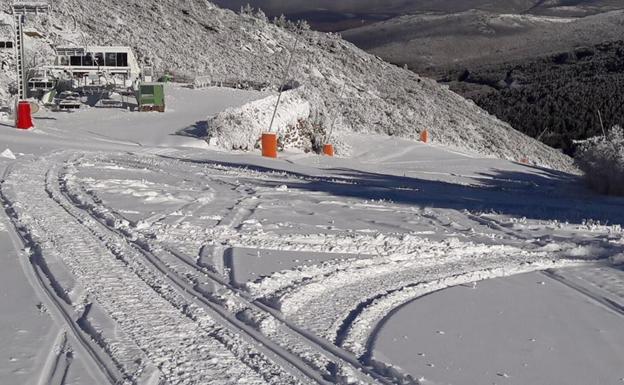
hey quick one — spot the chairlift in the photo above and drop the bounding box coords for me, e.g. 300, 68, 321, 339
27, 77, 55, 92
56, 90, 81, 110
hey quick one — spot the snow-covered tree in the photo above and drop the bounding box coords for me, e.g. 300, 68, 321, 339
297, 20, 310, 31
254, 8, 268, 23
240, 4, 253, 16
575, 125, 624, 196
273, 14, 288, 28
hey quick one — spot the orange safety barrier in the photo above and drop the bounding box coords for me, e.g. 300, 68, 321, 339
323, 144, 334, 157
15, 101, 34, 130
261, 132, 278, 158
420, 129, 430, 143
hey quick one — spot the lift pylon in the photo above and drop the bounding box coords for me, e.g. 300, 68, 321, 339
12, 1, 49, 100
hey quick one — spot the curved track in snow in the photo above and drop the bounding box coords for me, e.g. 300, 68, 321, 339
2, 151, 398, 385
2, 153, 311, 385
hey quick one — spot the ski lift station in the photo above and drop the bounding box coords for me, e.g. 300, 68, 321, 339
36, 46, 142, 91
9, 0, 164, 114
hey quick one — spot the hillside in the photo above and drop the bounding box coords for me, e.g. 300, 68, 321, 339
211, 0, 624, 31
1, 0, 574, 171
442, 40, 624, 155
341, 8, 624, 155
342, 9, 624, 72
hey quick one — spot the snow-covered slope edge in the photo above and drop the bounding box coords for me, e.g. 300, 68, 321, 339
5, 0, 574, 171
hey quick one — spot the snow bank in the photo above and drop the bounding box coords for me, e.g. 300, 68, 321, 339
575, 126, 624, 196
206, 88, 311, 150
0, 148, 16, 160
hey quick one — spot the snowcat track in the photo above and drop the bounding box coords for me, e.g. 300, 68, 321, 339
0, 164, 122, 385
57, 152, 394, 385
57, 151, 587, 385
2, 154, 310, 385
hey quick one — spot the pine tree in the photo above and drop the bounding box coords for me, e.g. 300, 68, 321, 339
240, 4, 253, 16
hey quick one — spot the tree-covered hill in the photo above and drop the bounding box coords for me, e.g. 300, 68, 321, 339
443, 40, 624, 155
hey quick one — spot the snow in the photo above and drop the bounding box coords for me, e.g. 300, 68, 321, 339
492, 13, 576, 26
0, 82, 622, 385
370, 271, 624, 385
0, 216, 60, 384
0, 149, 16, 159
207, 88, 311, 150
575, 125, 624, 195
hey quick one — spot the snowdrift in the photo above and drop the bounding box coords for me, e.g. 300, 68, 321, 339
3, 0, 575, 171
576, 126, 624, 196
207, 88, 311, 150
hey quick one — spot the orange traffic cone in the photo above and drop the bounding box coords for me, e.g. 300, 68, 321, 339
420, 130, 430, 143
322, 144, 334, 157
261, 132, 278, 158
15, 101, 34, 130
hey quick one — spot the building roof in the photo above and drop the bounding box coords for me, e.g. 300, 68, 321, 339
56, 46, 135, 55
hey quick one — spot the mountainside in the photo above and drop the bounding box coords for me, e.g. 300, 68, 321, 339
1, 0, 574, 171
342, 9, 624, 72
443, 40, 624, 155
341, 8, 624, 155
211, 0, 624, 31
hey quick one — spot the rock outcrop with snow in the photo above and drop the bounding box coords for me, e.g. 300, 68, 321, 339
1, 0, 575, 171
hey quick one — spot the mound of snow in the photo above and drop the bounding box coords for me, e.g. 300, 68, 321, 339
207, 88, 310, 150
1, 148, 16, 160
575, 126, 624, 195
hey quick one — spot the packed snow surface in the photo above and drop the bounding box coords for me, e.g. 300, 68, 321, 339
371, 270, 624, 385
0, 85, 622, 385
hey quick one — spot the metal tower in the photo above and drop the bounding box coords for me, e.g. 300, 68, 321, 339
12, 1, 49, 100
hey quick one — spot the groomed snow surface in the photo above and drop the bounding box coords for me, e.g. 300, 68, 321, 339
0, 85, 623, 385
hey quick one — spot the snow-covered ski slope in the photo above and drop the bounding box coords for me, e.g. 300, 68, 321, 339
371, 269, 624, 385
0, 85, 623, 385
1, 0, 574, 170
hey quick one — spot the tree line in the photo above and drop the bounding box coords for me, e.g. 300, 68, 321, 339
442, 40, 624, 155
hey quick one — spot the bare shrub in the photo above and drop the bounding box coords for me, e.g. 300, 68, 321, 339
575, 125, 624, 195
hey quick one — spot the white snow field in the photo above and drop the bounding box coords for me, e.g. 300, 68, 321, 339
370, 270, 624, 385
0, 85, 623, 385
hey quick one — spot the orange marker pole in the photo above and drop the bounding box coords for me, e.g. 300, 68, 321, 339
420, 130, 430, 143
323, 144, 334, 157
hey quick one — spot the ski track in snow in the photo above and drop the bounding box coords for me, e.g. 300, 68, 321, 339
2, 154, 308, 385
1, 148, 623, 385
